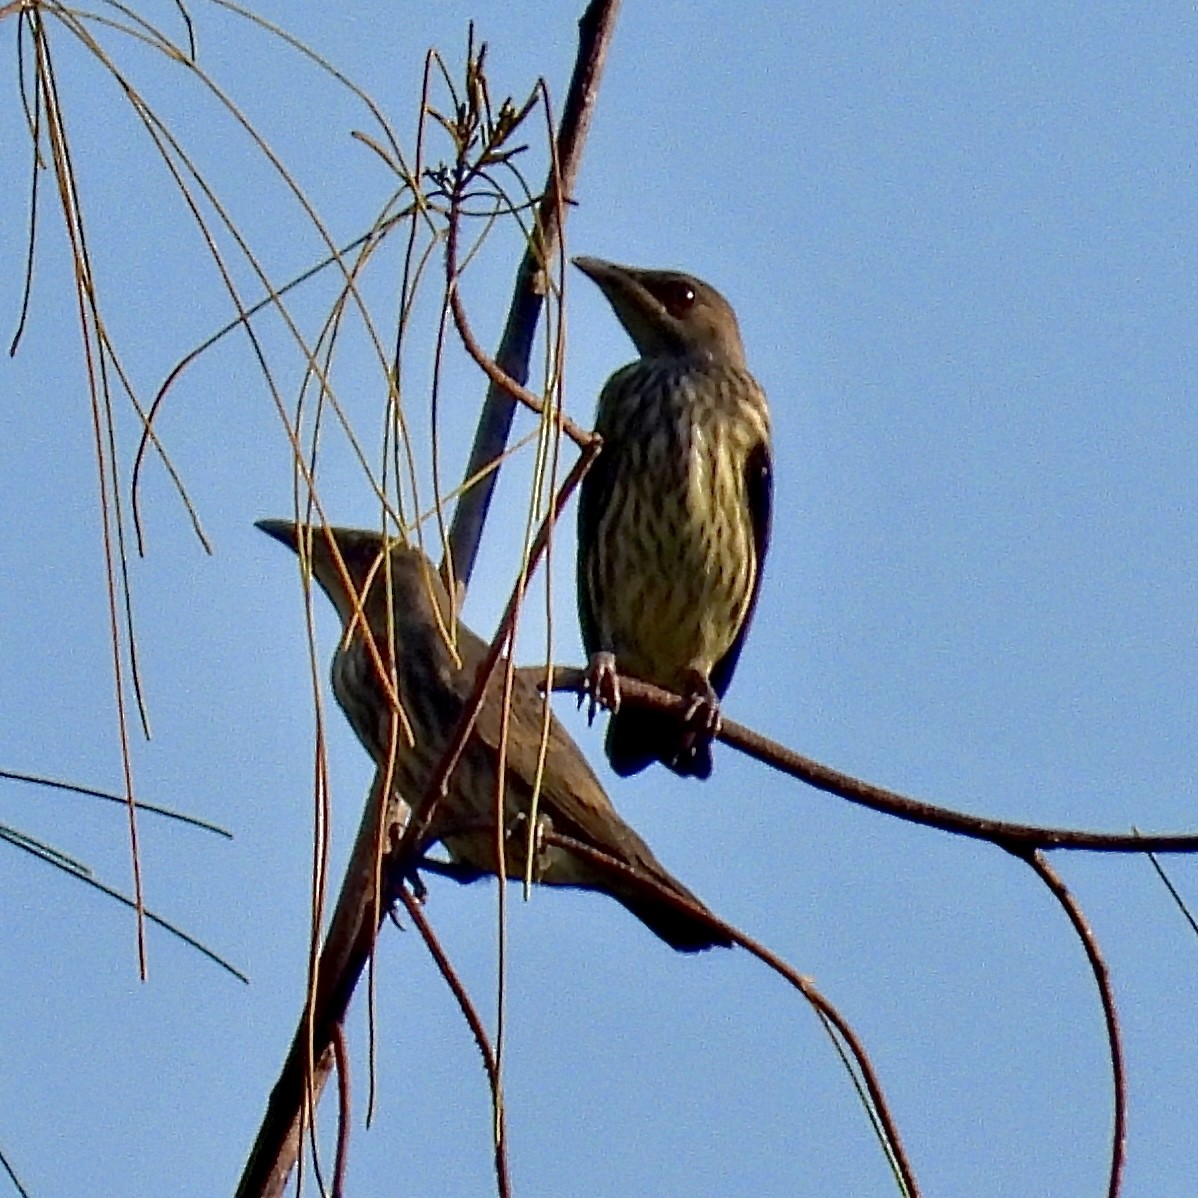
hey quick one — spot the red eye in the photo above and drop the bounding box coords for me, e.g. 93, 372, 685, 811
653, 279, 697, 318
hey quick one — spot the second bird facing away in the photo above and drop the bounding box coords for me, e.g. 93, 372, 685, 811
257, 520, 730, 953
575, 257, 773, 780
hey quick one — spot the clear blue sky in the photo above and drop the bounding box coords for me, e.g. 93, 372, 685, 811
3, 3, 1197, 1194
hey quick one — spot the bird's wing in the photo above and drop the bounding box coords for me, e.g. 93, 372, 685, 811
470, 662, 731, 952
710, 437, 773, 699
575, 400, 623, 658
473, 668, 671, 875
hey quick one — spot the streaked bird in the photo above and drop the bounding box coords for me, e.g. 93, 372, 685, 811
574, 256, 773, 779
258, 519, 730, 952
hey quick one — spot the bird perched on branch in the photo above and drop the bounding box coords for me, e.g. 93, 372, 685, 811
574, 257, 773, 779
258, 519, 730, 953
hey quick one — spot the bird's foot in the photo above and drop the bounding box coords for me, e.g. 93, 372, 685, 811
507, 810, 553, 879
384, 868, 426, 930
397, 861, 428, 905
581, 650, 622, 723
680, 671, 722, 739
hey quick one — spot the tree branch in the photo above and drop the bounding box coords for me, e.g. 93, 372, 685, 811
549, 669, 1198, 854
445, 0, 622, 593
1017, 850, 1125, 1198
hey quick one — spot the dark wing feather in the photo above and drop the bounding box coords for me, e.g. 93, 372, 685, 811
475, 666, 628, 854
575, 429, 621, 658
473, 669, 730, 950
709, 438, 773, 699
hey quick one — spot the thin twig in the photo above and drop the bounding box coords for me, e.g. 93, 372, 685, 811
0, 768, 232, 837
29, 11, 148, 976
1135, 827, 1198, 939
1, 823, 247, 982
541, 830, 921, 1197
0, 1140, 30, 1198
331, 1023, 351, 1198
1018, 850, 1125, 1198
400, 889, 513, 1198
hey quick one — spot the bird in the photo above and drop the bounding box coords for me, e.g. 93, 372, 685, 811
257, 519, 731, 952
574, 256, 772, 779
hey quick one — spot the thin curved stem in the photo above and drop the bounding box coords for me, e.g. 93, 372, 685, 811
1018, 850, 1125, 1198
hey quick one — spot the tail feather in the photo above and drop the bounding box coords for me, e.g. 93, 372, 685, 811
605, 708, 713, 779
429, 847, 732, 953
610, 883, 732, 952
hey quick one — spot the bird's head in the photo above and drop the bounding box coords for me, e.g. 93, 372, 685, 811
573, 256, 746, 368
256, 520, 455, 645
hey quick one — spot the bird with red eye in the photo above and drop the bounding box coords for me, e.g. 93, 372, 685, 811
573, 256, 773, 780
648, 277, 697, 317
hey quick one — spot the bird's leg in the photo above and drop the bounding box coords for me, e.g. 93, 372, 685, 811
680, 669, 722, 738
400, 866, 428, 905
384, 867, 427, 930
382, 818, 430, 904
581, 649, 622, 723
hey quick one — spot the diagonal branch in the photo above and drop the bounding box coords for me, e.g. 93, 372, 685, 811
445, 0, 623, 594
399, 889, 512, 1198
234, 771, 406, 1198
236, 441, 598, 1198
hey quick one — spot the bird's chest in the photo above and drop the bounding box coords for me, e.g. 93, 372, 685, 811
330, 635, 449, 771
331, 635, 391, 758
597, 388, 754, 681
607, 374, 748, 512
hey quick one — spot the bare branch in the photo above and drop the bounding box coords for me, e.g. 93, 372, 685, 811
400, 890, 512, 1198
549, 669, 1198, 854
445, 0, 623, 593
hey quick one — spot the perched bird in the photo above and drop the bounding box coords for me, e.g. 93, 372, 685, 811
258, 519, 730, 952
574, 257, 773, 779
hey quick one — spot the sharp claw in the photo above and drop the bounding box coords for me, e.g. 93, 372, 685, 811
682, 696, 722, 737
394, 864, 427, 908
583, 651, 621, 723
386, 872, 424, 931
681, 672, 721, 737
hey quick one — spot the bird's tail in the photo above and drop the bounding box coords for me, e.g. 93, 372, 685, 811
433, 835, 733, 953
605, 708, 714, 780
609, 877, 733, 953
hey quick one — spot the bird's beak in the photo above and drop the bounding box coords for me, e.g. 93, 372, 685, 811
255, 518, 302, 553
573, 256, 678, 358
573, 255, 628, 290
257, 518, 353, 621
572, 255, 648, 324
